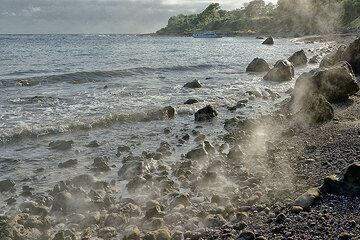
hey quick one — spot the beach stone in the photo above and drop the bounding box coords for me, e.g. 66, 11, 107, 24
91, 156, 111, 172
48, 140, 74, 150
294, 61, 359, 103
0, 180, 15, 192
264, 60, 294, 82
98, 227, 117, 239
118, 158, 144, 180
184, 80, 202, 89
288, 50, 307, 66
163, 106, 176, 119
58, 159, 78, 168
51, 191, 72, 213
86, 140, 100, 147
294, 187, 321, 210
71, 174, 95, 187
185, 145, 208, 160
237, 231, 255, 240
262, 36, 274, 45
204, 214, 226, 228
123, 226, 141, 240
227, 145, 244, 160
246, 58, 270, 72
275, 213, 286, 223
184, 99, 199, 105
309, 56, 319, 64
320, 45, 347, 68
152, 229, 171, 240
343, 37, 360, 74
194, 105, 218, 121
105, 213, 127, 227
145, 206, 165, 219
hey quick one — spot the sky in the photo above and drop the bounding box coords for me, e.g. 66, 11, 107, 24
0, 0, 277, 34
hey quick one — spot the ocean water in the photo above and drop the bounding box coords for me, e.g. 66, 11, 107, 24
0, 34, 323, 206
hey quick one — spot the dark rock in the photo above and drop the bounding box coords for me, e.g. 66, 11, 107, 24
163, 106, 176, 119
320, 45, 347, 68
91, 156, 111, 172
246, 58, 270, 72
184, 80, 202, 89
58, 159, 78, 168
86, 140, 100, 148
294, 61, 359, 103
0, 180, 15, 192
293, 187, 321, 210
49, 140, 74, 150
288, 50, 307, 66
262, 36, 274, 45
263, 60, 294, 82
204, 214, 226, 228
237, 231, 255, 240
275, 213, 286, 223
194, 105, 218, 122
184, 99, 199, 105
309, 56, 319, 64
343, 37, 360, 74
185, 145, 208, 160
227, 145, 244, 160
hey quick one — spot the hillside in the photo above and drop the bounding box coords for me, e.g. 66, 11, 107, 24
156, 0, 360, 36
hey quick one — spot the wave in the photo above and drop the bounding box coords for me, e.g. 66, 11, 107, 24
0, 64, 216, 88
0, 106, 180, 145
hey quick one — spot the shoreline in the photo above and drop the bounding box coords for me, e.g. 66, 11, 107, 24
1, 36, 360, 240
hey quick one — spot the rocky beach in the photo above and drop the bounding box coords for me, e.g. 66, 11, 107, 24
0, 34, 360, 240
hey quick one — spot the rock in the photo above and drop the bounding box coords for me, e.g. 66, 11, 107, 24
275, 213, 286, 223
204, 214, 226, 228
338, 232, 352, 240
145, 206, 165, 219
293, 187, 321, 210
246, 58, 270, 72
163, 106, 176, 119
152, 229, 171, 240
320, 162, 360, 196
263, 60, 294, 82
98, 227, 117, 239
123, 226, 141, 240
204, 141, 216, 155
48, 140, 74, 150
291, 206, 303, 214
237, 231, 256, 240
105, 213, 127, 227
91, 156, 111, 172
184, 99, 199, 105
320, 45, 347, 68
51, 191, 72, 213
86, 140, 100, 147
343, 37, 360, 74
185, 145, 208, 160
309, 56, 319, 64
184, 80, 202, 89
71, 174, 95, 187
0, 180, 15, 192
294, 61, 359, 103
227, 145, 244, 160
294, 91, 334, 123
288, 50, 307, 66
262, 36, 274, 45
58, 159, 78, 168
194, 105, 218, 122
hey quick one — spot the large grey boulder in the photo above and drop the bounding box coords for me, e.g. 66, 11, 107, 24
294, 61, 359, 103
262, 36, 274, 45
288, 50, 307, 66
246, 58, 270, 72
320, 45, 347, 68
194, 105, 218, 122
343, 37, 360, 74
184, 80, 202, 89
263, 60, 294, 82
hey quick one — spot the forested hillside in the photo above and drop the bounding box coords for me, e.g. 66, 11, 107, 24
156, 0, 360, 36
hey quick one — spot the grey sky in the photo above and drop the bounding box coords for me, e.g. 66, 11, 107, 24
0, 0, 277, 34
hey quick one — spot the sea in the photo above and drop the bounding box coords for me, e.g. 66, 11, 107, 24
0, 34, 324, 207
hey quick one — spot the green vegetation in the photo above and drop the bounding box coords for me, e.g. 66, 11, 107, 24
156, 0, 360, 36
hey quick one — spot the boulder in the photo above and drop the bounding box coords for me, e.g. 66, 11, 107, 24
204, 214, 227, 228
48, 140, 74, 150
123, 226, 141, 240
184, 99, 199, 105
86, 140, 100, 148
293, 187, 321, 210
183, 80, 202, 89
162, 106, 176, 119
246, 58, 270, 72
320, 162, 360, 196
320, 45, 346, 68
263, 60, 294, 82
294, 61, 359, 103
58, 159, 78, 168
262, 36, 274, 45
194, 105, 218, 122
91, 156, 111, 172
288, 50, 307, 66
343, 37, 360, 74
0, 180, 15, 192
185, 145, 208, 160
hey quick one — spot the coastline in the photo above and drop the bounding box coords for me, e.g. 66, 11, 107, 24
0, 35, 360, 240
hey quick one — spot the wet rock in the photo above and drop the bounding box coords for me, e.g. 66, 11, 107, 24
51, 191, 72, 213
126, 176, 147, 192
145, 206, 165, 219
58, 159, 78, 168
343, 37, 360, 74
86, 140, 100, 148
246, 90, 262, 98
227, 145, 244, 160
185, 145, 208, 160
309, 56, 319, 64
294, 61, 359, 103
91, 156, 111, 172
262, 36, 274, 45
184, 80, 202, 89
48, 140, 74, 150
288, 50, 307, 66
320, 45, 347, 68
338, 232, 352, 240
170, 192, 191, 206
275, 213, 286, 223
184, 99, 199, 105
246, 58, 270, 72
163, 106, 176, 119
123, 225, 141, 240
71, 174, 95, 187
105, 213, 127, 227
204, 141, 216, 155
0, 180, 15, 192
194, 105, 218, 122
264, 60, 294, 82
118, 158, 144, 180
237, 231, 255, 240
293, 187, 321, 210
204, 214, 226, 228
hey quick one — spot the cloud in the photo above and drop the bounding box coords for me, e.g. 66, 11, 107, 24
0, 0, 277, 34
